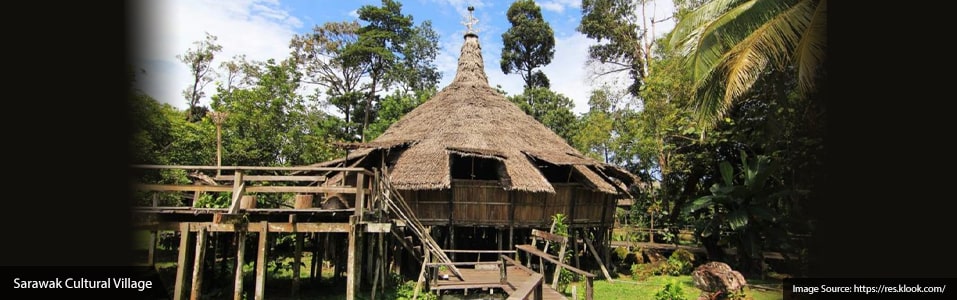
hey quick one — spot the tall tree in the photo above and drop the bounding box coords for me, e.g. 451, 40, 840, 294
501, 0, 555, 89
345, 0, 414, 142
290, 21, 367, 139
178, 32, 222, 122
578, 0, 644, 96
211, 58, 309, 166
390, 20, 441, 94
670, 0, 827, 125
508, 88, 578, 144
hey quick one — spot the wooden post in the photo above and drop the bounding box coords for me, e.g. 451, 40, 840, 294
234, 230, 247, 300
508, 192, 515, 257
255, 221, 268, 300
582, 233, 613, 281
227, 170, 246, 214
569, 194, 579, 269
174, 223, 192, 300
346, 216, 358, 300
293, 231, 303, 297
147, 231, 156, 266
500, 255, 507, 285
413, 248, 429, 300
535, 276, 544, 300
585, 276, 594, 300
241, 195, 257, 210
550, 238, 567, 290
190, 226, 208, 300
356, 173, 366, 220
295, 194, 314, 209
571, 285, 578, 300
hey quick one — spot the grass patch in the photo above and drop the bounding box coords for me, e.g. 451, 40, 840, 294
564, 275, 783, 300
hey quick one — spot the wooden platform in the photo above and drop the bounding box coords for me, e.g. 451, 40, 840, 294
432, 266, 567, 300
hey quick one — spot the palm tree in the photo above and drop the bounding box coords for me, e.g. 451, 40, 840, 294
670, 0, 826, 125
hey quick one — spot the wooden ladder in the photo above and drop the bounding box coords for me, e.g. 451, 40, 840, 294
375, 167, 464, 281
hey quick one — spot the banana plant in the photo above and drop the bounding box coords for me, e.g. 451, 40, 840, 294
683, 150, 793, 275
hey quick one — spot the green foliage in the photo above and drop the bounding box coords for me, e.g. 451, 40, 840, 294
392, 280, 436, 300
654, 280, 688, 300
194, 192, 232, 208
669, 0, 827, 125
655, 249, 695, 276
390, 20, 441, 94
211, 58, 340, 166
578, 0, 644, 95
501, 0, 555, 89
365, 90, 429, 140
345, 0, 415, 140
683, 151, 797, 276
178, 32, 222, 122
508, 88, 579, 144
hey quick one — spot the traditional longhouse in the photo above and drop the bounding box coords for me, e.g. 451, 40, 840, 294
314, 28, 639, 256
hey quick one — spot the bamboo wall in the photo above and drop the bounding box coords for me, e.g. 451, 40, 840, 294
401, 180, 616, 228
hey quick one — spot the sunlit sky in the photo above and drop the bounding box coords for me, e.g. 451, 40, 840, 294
130, 0, 675, 115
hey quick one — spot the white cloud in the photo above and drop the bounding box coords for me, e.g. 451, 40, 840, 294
347, 9, 359, 19
130, 0, 303, 109
538, 0, 580, 14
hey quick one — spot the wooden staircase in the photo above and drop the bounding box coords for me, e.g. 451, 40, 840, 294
374, 167, 464, 281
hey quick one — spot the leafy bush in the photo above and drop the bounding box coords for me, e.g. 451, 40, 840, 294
654, 280, 688, 300
654, 249, 694, 276
631, 263, 654, 281
392, 280, 436, 300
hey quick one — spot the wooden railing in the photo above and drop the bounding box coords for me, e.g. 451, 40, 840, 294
506, 273, 544, 300
517, 229, 596, 300
130, 164, 375, 214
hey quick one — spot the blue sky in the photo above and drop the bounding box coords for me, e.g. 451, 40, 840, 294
131, 0, 675, 115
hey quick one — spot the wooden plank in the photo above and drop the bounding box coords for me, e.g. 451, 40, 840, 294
131, 164, 372, 173
443, 250, 517, 254
227, 171, 245, 214
531, 229, 567, 245
215, 175, 327, 182
255, 221, 268, 300
174, 223, 191, 300
364, 223, 392, 233
581, 233, 614, 282
190, 227, 207, 300
133, 184, 367, 195
507, 273, 543, 300
135, 184, 234, 193
145, 222, 351, 233
233, 230, 246, 300
515, 245, 594, 278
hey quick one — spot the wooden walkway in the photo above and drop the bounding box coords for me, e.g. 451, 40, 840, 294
432, 266, 567, 300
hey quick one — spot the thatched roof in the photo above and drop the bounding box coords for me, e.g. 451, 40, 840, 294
318, 33, 638, 194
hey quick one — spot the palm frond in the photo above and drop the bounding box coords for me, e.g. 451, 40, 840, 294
696, 0, 813, 123
795, 0, 827, 96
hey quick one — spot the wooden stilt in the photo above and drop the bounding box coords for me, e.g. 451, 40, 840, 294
412, 249, 429, 300
234, 230, 247, 300
174, 223, 192, 300
508, 192, 515, 259
147, 230, 157, 266
346, 216, 358, 300
293, 232, 303, 297
255, 221, 268, 300
371, 234, 381, 300
582, 232, 614, 281
190, 226, 207, 300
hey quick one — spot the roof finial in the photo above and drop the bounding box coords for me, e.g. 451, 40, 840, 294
463, 6, 478, 34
